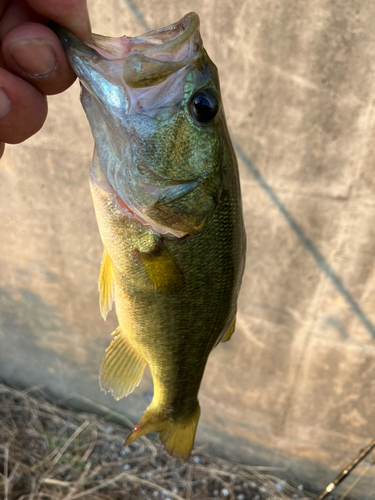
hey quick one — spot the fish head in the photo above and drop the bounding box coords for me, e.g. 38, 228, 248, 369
55, 13, 227, 237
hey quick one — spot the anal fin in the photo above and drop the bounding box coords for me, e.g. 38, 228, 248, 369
100, 327, 146, 400
220, 317, 236, 343
134, 241, 184, 295
98, 248, 115, 320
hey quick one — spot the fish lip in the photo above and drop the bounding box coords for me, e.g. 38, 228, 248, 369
123, 14, 202, 88
49, 21, 102, 61
50, 12, 201, 62
139, 12, 200, 57
51, 14, 202, 90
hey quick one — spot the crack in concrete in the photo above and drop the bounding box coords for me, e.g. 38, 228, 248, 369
234, 139, 375, 340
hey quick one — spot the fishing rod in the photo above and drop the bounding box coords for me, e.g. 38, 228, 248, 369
316, 437, 375, 500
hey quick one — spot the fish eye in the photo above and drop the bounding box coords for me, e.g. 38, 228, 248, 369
190, 90, 218, 123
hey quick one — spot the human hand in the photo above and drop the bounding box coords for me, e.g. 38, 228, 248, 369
0, 0, 91, 157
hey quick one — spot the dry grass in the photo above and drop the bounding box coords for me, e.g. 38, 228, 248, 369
0, 383, 321, 500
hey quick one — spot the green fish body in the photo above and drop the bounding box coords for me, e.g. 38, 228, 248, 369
56, 13, 246, 459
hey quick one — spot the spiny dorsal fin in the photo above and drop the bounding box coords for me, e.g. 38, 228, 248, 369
100, 328, 147, 400
220, 316, 236, 343
134, 241, 184, 295
98, 248, 115, 320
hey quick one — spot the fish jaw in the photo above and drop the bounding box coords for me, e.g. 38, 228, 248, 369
50, 22, 130, 129
52, 15, 224, 238
51, 14, 203, 135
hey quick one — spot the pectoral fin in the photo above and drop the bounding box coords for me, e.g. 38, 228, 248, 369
134, 241, 184, 295
100, 327, 147, 400
220, 317, 236, 343
98, 248, 115, 320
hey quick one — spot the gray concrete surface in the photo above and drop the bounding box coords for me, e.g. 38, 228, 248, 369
1, 1, 374, 497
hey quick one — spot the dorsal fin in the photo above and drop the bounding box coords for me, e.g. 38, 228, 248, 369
220, 316, 236, 343
98, 248, 115, 320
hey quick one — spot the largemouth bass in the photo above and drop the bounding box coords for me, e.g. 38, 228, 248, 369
54, 12, 246, 460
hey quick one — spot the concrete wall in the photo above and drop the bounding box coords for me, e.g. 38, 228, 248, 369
1, 1, 374, 497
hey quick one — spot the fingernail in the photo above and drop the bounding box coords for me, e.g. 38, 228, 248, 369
9, 40, 57, 78
0, 89, 11, 118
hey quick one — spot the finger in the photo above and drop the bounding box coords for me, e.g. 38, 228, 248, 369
26, 0, 91, 41
0, 141, 5, 158
0, 67, 47, 144
2, 23, 76, 95
0, 47, 7, 69
0, 0, 44, 41
0, 0, 11, 19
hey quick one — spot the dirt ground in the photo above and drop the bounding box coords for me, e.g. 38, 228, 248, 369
0, 383, 351, 500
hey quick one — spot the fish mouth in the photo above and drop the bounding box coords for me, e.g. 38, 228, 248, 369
50, 12, 202, 88
121, 13, 202, 88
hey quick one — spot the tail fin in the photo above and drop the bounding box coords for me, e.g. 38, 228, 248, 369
125, 402, 200, 461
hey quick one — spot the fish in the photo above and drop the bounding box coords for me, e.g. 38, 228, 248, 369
52, 12, 246, 460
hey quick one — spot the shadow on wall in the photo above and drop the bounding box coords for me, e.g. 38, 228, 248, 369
0, 287, 104, 383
